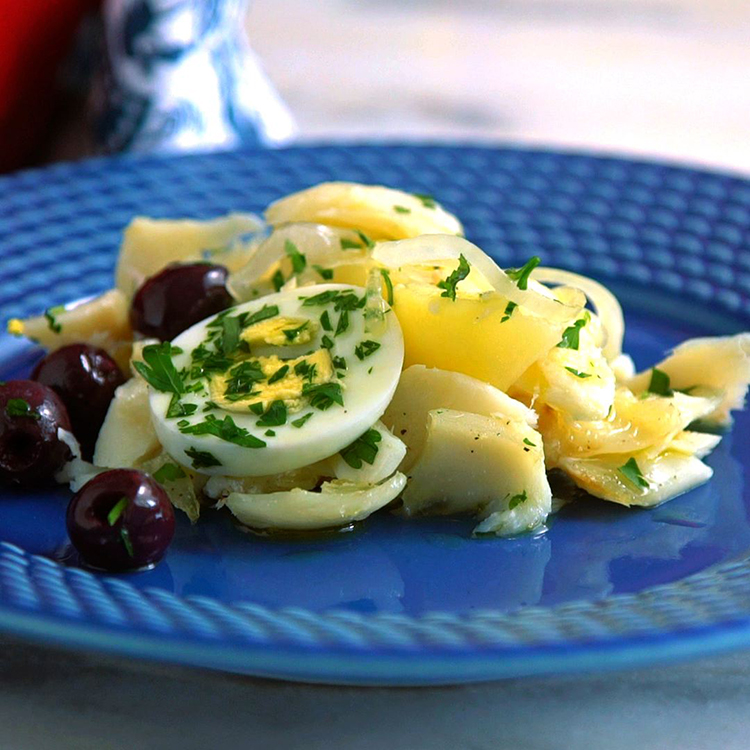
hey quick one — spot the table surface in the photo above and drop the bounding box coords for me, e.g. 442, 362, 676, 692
7, 2, 750, 747
2, 634, 749, 750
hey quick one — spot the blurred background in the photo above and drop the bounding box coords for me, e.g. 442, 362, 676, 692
2, 0, 749, 174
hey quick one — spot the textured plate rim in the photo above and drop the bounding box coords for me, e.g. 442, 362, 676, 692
1, 142, 749, 684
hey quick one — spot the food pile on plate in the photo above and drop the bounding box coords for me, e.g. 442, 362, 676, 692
4, 182, 749, 570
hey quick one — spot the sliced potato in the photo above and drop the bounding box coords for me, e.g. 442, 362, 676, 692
400, 409, 551, 536
94, 377, 161, 468
559, 450, 713, 508
7, 289, 132, 371
265, 182, 463, 240
383, 365, 536, 471
225, 473, 407, 531
627, 334, 750, 426
115, 213, 262, 297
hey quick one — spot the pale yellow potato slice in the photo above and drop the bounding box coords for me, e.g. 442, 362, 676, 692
400, 409, 550, 536
7, 289, 132, 372
265, 182, 463, 240
225, 473, 407, 531
627, 333, 750, 426
383, 365, 536, 471
115, 213, 262, 297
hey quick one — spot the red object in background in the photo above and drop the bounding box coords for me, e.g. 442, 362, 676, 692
0, 0, 100, 173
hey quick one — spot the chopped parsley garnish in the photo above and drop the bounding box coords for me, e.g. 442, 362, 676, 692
180, 414, 266, 448
355, 230, 375, 249
224, 360, 265, 400
313, 264, 334, 280
257, 400, 287, 427
291, 412, 313, 428
340, 429, 382, 469
153, 463, 186, 483
267, 364, 289, 384
272, 269, 285, 291
320, 310, 333, 331
508, 491, 528, 510
380, 268, 394, 305
285, 239, 307, 274
107, 497, 129, 526
523, 438, 536, 447
203, 400, 219, 412
299, 290, 365, 311
190, 347, 233, 379
437, 254, 470, 301
120, 527, 135, 558
44, 305, 64, 334
564, 367, 592, 379
501, 301, 517, 323
354, 340, 381, 360
393, 205, 411, 214
166, 394, 198, 418
249, 403, 264, 416
300, 290, 340, 306
335, 310, 349, 336
557, 317, 587, 350
185, 446, 222, 469
332, 355, 347, 371
5, 398, 40, 420
219, 315, 241, 355
303, 382, 344, 410
283, 321, 309, 341
413, 193, 437, 209
133, 343, 185, 394
618, 457, 650, 490
294, 361, 317, 382
340, 237, 363, 250
506, 256, 541, 290
243, 304, 280, 328
321, 335, 334, 349
647, 367, 673, 397
265, 429, 276, 437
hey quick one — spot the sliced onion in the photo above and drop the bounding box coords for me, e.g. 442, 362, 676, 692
372, 235, 583, 323
532, 267, 624, 362
225, 472, 407, 530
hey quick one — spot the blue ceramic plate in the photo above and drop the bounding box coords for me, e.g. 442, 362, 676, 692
0, 145, 749, 686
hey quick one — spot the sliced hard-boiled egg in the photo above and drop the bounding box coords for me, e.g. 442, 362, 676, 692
146, 284, 404, 476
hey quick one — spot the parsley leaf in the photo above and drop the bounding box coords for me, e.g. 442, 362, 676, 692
185, 446, 222, 469
647, 368, 673, 397
153, 463, 186, 483
618, 457, 650, 490
120, 527, 135, 558
393, 205, 411, 214
303, 382, 344, 410
508, 490, 528, 510
340, 429, 382, 469
380, 268, 394, 305
44, 305, 64, 334
321, 334, 334, 349
506, 256, 541, 290
437, 254, 470, 301
243, 304, 280, 328
332, 355, 347, 371
257, 400, 287, 427
313, 264, 334, 280
166, 394, 198, 418
291, 412, 313, 428
5, 398, 40, 420
413, 193, 436, 209
283, 321, 309, 342
501, 300, 517, 323
219, 316, 241, 355
285, 239, 307, 274
523, 438, 536, 447
565, 367, 592, 379
354, 340, 381, 360
267, 365, 289, 384
335, 310, 349, 336
558, 317, 587, 350
224, 360, 265, 400
180, 414, 266, 448
133, 343, 185, 394
107, 497, 129, 526
272, 269, 285, 291
340, 238, 363, 250
355, 230, 374, 249
320, 310, 333, 331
